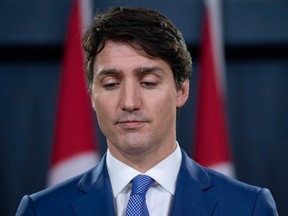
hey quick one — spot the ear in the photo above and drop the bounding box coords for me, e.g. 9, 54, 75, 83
176, 79, 189, 108
90, 94, 97, 112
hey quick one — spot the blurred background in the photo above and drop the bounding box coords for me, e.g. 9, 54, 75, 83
1, 0, 288, 215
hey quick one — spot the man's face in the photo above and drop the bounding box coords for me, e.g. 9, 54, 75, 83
90, 41, 189, 165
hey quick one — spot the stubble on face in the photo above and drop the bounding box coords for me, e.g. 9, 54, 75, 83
90, 41, 189, 172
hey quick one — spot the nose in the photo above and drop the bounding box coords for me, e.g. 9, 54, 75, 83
120, 81, 141, 112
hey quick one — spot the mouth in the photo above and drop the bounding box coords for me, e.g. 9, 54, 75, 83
116, 120, 147, 129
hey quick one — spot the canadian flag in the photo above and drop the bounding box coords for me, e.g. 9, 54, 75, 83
47, 0, 99, 186
193, 0, 234, 177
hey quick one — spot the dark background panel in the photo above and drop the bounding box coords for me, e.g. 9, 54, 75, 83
226, 59, 288, 213
0, 1, 71, 45
0, 62, 60, 214
0, 0, 287, 215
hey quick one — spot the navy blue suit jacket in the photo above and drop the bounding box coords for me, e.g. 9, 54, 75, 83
16, 150, 278, 215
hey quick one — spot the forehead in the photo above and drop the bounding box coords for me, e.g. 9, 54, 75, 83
93, 41, 172, 75
95, 41, 151, 61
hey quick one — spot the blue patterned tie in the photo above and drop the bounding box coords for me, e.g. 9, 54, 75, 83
126, 175, 155, 216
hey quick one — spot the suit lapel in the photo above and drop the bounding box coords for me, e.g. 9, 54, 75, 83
72, 155, 115, 216
70, 151, 217, 216
170, 150, 217, 216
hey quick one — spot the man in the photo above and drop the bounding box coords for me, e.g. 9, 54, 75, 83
16, 7, 278, 216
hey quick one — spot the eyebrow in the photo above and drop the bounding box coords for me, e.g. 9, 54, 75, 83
96, 66, 165, 79
96, 68, 121, 78
134, 66, 165, 75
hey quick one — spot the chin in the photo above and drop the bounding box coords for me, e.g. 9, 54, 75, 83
123, 141, 150, 154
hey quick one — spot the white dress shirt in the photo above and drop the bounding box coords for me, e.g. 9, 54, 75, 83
106, 142, 182, 216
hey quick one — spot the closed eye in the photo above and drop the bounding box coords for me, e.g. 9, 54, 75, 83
103, 82, 120, 90
140, 81, 158, 88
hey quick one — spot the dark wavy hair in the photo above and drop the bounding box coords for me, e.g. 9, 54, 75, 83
82, 7, 192, 93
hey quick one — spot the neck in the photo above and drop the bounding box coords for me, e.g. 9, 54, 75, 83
108, 141, 177, 173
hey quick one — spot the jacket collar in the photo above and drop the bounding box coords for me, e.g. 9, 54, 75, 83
70, 150, 217, 216
72, 154, 115, 216
170, 150, 217, 216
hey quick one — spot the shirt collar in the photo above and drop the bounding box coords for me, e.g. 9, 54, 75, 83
145, 143, 181, 195
106, 149, 140, 198
106, 142, 182, 198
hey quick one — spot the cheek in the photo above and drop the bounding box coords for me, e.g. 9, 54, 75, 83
92, 97, 110, 124
92, 94, 110, 112
151, 91, 176, 115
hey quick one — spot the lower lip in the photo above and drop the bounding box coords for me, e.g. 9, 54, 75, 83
118, 121, 145, 129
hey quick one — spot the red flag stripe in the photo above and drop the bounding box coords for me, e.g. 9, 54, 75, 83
194, 0, 234, 177
48, 0, 99, 186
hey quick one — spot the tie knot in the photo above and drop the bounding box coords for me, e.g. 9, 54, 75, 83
131, 175, 154, 196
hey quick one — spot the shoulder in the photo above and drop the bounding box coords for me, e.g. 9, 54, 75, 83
180, 150, 278, 215
16, 159, 106, 216
16, 173, 85, 216
31, 173, 84, 203
205, 167, 278, 215
181, 149, 263, 195
205, 167, 263, 197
